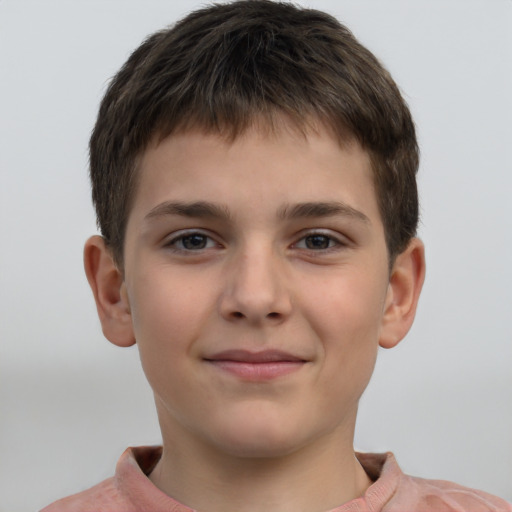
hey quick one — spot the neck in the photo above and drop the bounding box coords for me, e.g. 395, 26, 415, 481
150, 419, 372, 512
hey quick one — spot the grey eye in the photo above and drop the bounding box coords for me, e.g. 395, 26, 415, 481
166, 230, 219, 253
180, 234, 210, 250
304, 235, 332, 250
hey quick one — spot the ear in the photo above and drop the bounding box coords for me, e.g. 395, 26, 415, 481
83, 235, 136, 347
379, 238, 426, 349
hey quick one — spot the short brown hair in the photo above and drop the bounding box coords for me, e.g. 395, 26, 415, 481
90, 0, 419, 267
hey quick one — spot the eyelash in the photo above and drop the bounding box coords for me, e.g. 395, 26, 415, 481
164, 230, 347, 254
293, 232, 345, 252
165, 231, 220, 252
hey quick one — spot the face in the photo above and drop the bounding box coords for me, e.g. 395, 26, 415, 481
122, 123, 392, 458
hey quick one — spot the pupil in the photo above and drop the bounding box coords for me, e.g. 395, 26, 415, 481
306, 235, 329, 249
183, 235, 206, 249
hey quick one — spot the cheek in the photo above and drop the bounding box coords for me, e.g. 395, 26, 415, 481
127, 268, 209, 380
307, 268, 386, 339
130, 265, 200, 332
304, 270, 386, 386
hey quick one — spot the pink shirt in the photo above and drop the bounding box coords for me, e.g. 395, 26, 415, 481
41, 446, 511, 511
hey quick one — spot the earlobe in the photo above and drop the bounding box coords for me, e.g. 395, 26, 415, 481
379, 238, 426, 349
83, 235, 136, 347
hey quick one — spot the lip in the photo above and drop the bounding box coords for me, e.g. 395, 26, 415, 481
204, 350, 307, 381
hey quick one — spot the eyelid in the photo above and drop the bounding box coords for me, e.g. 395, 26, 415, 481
164, 229, 221, 251
161, 228, 350, 252
292, 229, 350, 250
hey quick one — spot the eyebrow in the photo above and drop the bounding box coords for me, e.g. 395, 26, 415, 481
144, 200, 370, 224
278, 201, 370, 224
145, 201, 232, 221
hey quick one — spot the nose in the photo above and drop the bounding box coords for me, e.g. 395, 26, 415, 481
218, 244, 292, 325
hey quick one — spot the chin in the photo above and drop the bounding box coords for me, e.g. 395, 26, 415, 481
206, 413, 315, 459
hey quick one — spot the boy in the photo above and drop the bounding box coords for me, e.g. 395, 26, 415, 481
42, 1, 511, 510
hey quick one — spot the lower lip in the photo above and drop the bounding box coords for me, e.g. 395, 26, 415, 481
206, 360, 305, 381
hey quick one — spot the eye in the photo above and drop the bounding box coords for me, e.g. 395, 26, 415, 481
167, 232, 217, 251
294, 232, 342, 251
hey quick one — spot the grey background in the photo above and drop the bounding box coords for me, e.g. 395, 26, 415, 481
1, 1, 511, 510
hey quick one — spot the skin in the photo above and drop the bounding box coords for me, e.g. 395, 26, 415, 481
85, 121, 425, 512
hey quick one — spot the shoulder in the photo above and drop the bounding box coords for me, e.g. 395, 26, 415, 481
388, 459, 512, 512
393, 473, 512, 512
356, 452, 512, 512
39, 446, 166, 512
39, 477, 135, 512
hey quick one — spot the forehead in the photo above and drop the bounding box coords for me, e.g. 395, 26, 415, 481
131, 121, 380, 226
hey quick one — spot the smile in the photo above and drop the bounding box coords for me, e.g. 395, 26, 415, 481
204, 350, 307, 381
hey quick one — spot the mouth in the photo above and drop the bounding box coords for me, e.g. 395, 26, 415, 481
204, 350, 307, 381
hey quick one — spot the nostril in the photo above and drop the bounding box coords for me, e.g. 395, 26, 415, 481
232, 311, 244, 319
267, 312, 280, 319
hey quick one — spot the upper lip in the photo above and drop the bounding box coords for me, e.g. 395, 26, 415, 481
204, 349, 306, 363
